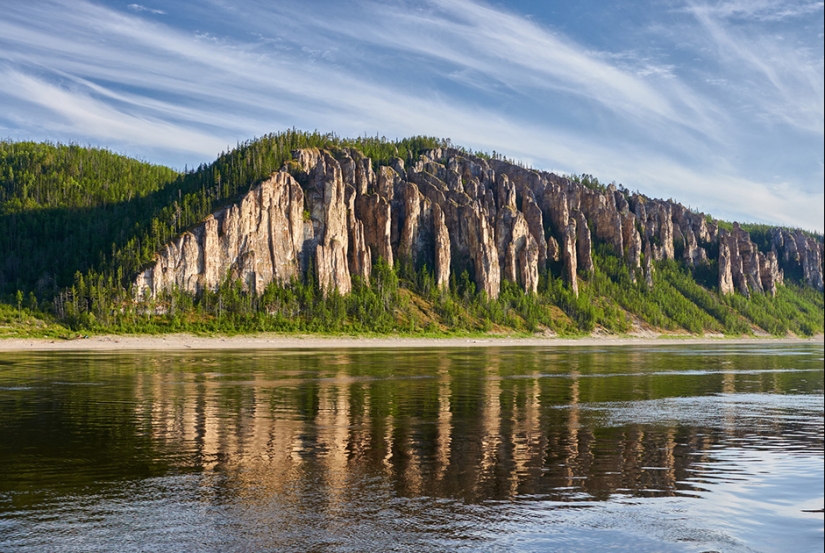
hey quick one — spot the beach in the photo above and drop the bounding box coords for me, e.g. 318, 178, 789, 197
1, 333, 822, 351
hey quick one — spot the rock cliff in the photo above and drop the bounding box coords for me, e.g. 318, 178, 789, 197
135, 147, 825, 300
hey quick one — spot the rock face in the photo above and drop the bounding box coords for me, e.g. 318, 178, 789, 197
135, 171, 306, 297
719, 228, 749, 296
547, 235, 560, 263
718, 234, 735, 296
575, 210, 594, 274
432, 204, 451, 289
758, 250, 782, 296
136, 147, 825, 301
563, 220, 579, 296
295, 149, 352, 295
346, 185, 371, 286
788, 231, 825, 291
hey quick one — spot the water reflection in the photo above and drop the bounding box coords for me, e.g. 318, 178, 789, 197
4, 346, 820, 499
0, 344, 822, 552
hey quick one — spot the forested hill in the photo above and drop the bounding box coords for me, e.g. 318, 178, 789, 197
0, 132, 822, 338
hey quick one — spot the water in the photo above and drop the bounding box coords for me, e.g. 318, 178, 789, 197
0, 343, 822, 552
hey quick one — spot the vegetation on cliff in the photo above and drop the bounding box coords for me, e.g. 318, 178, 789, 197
0, 133, 822, 338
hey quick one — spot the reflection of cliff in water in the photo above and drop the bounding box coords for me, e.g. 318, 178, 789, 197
126, 347, 823, 503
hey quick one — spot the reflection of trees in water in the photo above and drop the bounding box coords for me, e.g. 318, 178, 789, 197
120, 348, 823, 504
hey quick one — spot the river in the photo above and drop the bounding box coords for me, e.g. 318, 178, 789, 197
0, 343, 822, 552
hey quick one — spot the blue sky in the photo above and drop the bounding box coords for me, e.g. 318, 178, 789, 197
1, 0, 822, 231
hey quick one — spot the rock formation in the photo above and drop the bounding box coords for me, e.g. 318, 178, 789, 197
575, 210, 594, 274
135, 171, 306, 297
295, 149, 352, 295
432, 204, 451, 289
136, 146, 825, 301
547, 235, 560, 263
758, 250, 782, 296
717, 232, 735, 296
563, 219, 578, 296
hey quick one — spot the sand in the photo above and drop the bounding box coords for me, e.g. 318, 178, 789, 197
0, 333, 822, 351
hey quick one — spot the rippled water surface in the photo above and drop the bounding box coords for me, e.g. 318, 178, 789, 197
0, 343, 822, 552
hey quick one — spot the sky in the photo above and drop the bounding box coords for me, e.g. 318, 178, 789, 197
1, 0, 823, 231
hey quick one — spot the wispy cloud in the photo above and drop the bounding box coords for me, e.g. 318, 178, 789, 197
127, 3, 165, 15
279, 0, 726, 143
0, 69, 228, 156
685, 0, 824, 134
0, 0, 821, 230
685, 0, 824, 22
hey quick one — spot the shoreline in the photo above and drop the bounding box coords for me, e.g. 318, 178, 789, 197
0, 333, 822, 351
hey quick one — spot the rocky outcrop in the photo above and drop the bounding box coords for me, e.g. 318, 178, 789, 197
300, 149, 352, 295
544, 184, 569, 237
671, 203, 708, 266
758, 250, 782, 296
355, 192, 393, 267
733, 224, 763, 295
432, 203, 451, 289
547, 235, 560, 263
787, 231, 825, 291
496, 205, 539, 293
135, 171, 307, 297
644, 241, 655, 288
396, 181, 429, 266
563, 220, 578, 296
575, 210, 594, 274
713, 223, 823, 296
718, 228, 749, 296
466, 201, 501, 299
346, 185, 371, 285
718, 237, 734, 295
582, 188, 623, 255
647, 202, 675, 261
136, 146, 824, 302
522, 192, 547, 267
622, 212, 642, 280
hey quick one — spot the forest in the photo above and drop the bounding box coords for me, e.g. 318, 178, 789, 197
1, 131, 822, 338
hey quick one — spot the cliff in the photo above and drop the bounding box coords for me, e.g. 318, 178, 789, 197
135, 147, 824, 300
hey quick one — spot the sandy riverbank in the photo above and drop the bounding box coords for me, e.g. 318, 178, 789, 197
0, 333, 822, 351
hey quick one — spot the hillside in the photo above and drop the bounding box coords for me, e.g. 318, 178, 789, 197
0, 132, 822, 337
